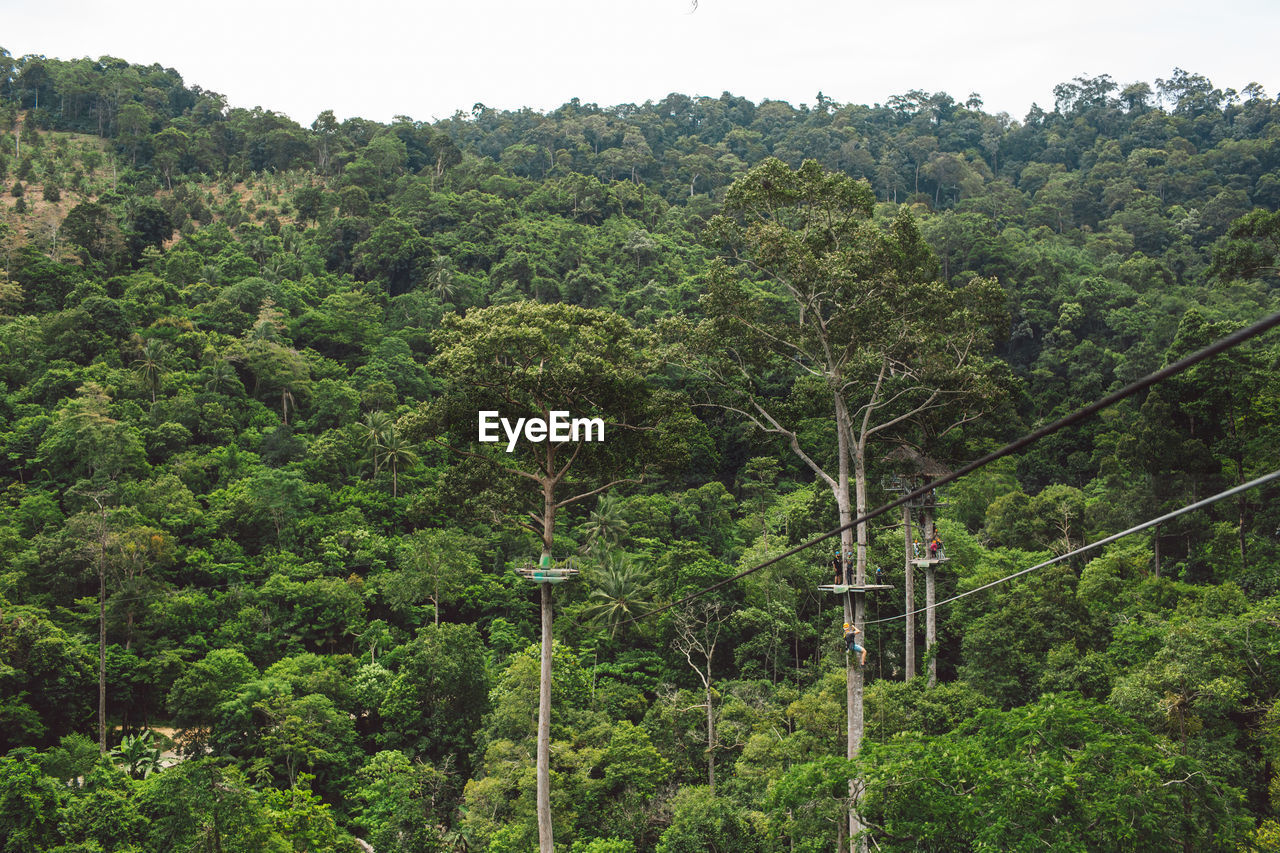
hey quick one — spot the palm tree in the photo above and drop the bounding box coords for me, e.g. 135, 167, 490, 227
578, 494, 630, 555
581, 554, 652, 638
204, 356, 238, 395
131, 339, 168, 403
379, 425, 419, 498
429, 256, 457, 303
357, 411, 393, 476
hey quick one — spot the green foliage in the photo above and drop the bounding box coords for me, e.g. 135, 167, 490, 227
252, 691, 357, 789
957, 561, 1085, 707
858, 693, 1249, 850
40, 734, 99, 783
111, 730, 162, 779
654, 785, 765, 853
139, 760, 286, 852
1211, 209, 1280, 283
487, 641, 590, 742
766, 756, 856, 853
37, 383, 146, 483
985, 482, 1087, 552
378, 623, 488, 771
572, 839, 636, 853
258, 775, 358, 851
864, 678, 994, 739
0, 608, 95, 750
347, 750, 453, 853
167, 648, 258, 750
0, 53, 1278, 850
599, 720, 671, 798
385, 528, 478, 625
0, 749, 63, 852
59, 759, 148, 851
1107, 592, 1280, 791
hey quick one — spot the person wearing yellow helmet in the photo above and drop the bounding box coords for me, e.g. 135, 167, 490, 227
842, 622, 866, 665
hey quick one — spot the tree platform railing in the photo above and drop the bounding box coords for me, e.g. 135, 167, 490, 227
515, 556, 580, 584
818, 583, 894, 594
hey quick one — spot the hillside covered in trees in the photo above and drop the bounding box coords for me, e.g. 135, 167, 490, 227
1, 47, 1279, 851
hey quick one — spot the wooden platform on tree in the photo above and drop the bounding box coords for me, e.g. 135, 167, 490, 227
515, 560, 580, 584
818, 583, 894, 594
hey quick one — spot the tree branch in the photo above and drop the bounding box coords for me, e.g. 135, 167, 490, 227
431, 437, 544, 483
556, 476, 644, 510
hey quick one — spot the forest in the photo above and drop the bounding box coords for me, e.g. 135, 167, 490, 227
0, 46, 1279, 851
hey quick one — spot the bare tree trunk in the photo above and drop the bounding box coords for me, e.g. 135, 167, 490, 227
850, 437, 868, 852
705, 684, 716, 793
99, 554, 107, 754
537, 579, 553, 853
211, 769, 224, 853
904, 505, 914, 680
822, 390, 869, 852
833, 394, 855, 588
924, 505, 938, 687
926, 564, 937, 687
92, 496, 108, 754
536, 469, 557, 853
1236, 454, 1249, 575
1153, 524, 1161, 579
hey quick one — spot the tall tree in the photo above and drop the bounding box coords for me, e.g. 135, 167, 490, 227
405, 301, 676, 853
679, 158, 1007, 850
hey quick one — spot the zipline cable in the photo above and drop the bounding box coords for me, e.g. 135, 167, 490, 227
865, 467, 1280, 625
621, 308, 1280, 627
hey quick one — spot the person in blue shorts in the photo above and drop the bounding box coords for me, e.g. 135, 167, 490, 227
843, 623, 867, 665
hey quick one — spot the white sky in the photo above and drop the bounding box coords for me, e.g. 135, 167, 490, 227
2, 0, 1277, 126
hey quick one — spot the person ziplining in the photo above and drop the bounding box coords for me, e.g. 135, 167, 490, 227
843, 622, 867, 665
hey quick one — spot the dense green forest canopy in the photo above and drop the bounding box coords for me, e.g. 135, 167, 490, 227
0, 46, 1279, 851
